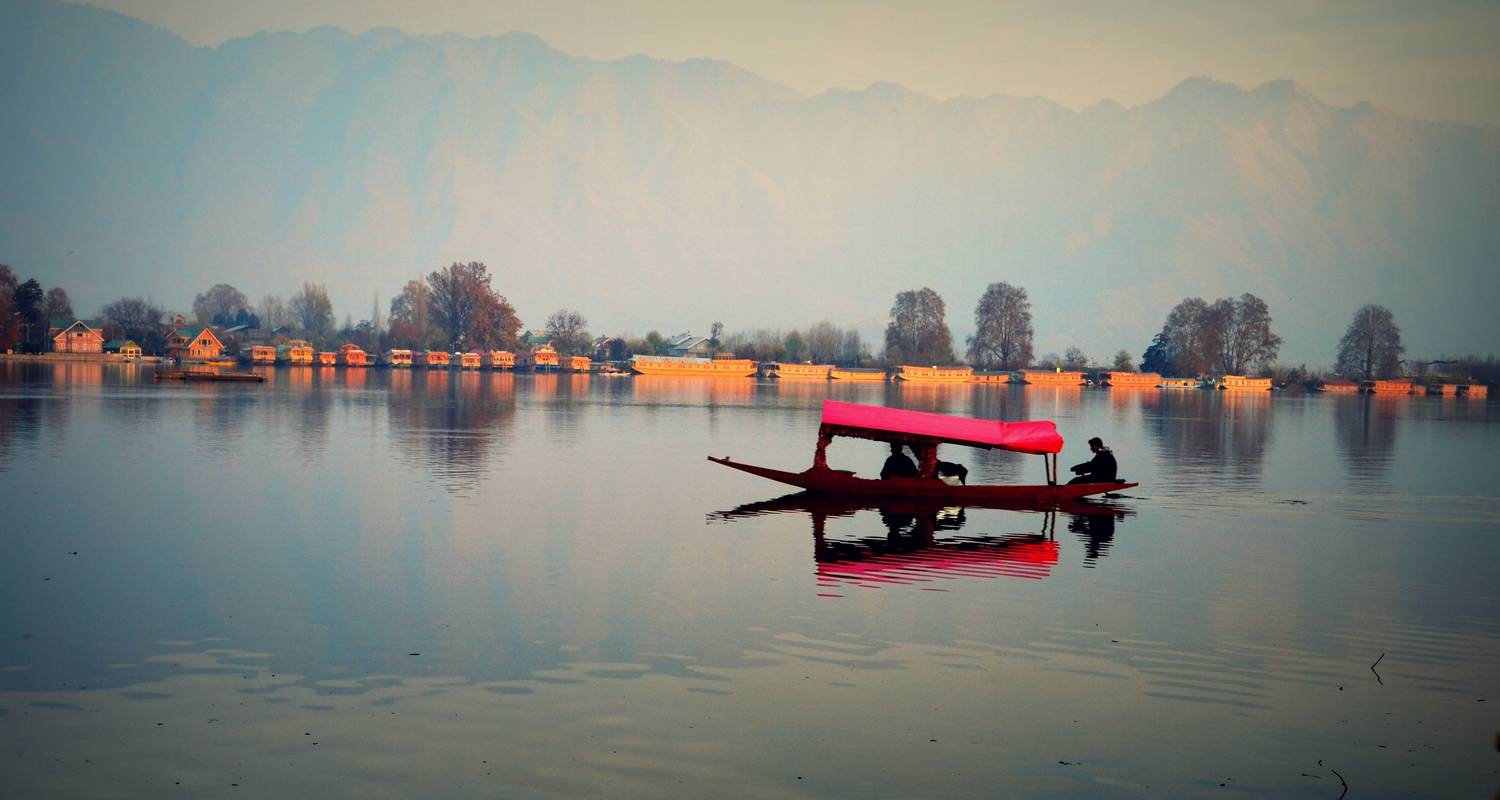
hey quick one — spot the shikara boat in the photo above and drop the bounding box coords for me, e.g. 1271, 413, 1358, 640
710, 399, 1136, 502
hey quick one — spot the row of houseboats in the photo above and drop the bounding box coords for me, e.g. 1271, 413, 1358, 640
230, 345, 1489, 397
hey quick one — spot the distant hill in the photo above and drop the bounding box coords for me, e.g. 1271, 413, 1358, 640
3, 0, 1497, 363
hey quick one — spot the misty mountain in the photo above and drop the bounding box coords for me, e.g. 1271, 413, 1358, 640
3, 0, 1497, 363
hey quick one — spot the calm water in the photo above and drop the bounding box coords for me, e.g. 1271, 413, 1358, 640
1, 362, 1497, 798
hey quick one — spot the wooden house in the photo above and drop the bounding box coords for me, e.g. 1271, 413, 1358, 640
104, 339, 143, 358
336, 344, 368, 367
458, 351, 482, 370
483, 350, 515, 370
519, 344, 559, 371
316, 351, 338, 367
50, 319, 105, 353
565, 355, 591, 372
168, 326, 224, 361
669, 334, 713, 358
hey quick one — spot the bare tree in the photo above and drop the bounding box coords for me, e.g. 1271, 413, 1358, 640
544, 309, 591, 356
1216, 293, 1283, 374
1063, 346, 1089, 370
884, 288, 953, 365
100, 296, 165, 354
193, 284, 249, 324
966, 282, 1034, 370
805, 321, 842, 363
1335, 304, 1404, 379
839, 330, 866, 366
389, 279, 433, 349
1158, 297, 1219, 376
288, 282, 334, 336
43, 287, 73, 321
258, 294, 289, 331
0, 265, 18, 350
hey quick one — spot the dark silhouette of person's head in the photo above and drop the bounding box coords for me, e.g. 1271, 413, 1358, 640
889, 442, 903, 455
1088, 437, 1104, 453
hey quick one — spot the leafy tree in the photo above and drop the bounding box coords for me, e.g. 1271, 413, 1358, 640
1140, 332, 1172, 375
426, 262, 520, 349
783, 329, 806, 362
99, 296, 166, 355
1157, 297, 1218, 376
193, 284, 248, 324
389, 280, 435, 348
709, 321, 724, 351
1111, 350, 1135, 371
966, 282, 1034, 370
1063, 346, 1089, 370
1335, 304, 1404, 379
1214, 293, 1282, 374
14, 279, 46, 352
606, 338, 630, 361
288, 282, 335, 337
884, 288, 954, 365
43, 287, 73, 321
544, 309, 591, 356
0, 265, 21, 350
644, 330, 669, 356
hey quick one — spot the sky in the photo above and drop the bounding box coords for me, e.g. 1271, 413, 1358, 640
78, 0, 1500, 126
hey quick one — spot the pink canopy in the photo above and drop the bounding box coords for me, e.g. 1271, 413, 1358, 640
820, 400, 1064, 455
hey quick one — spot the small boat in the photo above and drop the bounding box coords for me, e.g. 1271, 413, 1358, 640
710, 399, 1135, 502
154, 370, 264, 383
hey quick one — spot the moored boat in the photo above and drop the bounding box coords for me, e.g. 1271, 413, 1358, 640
336, 344, 368, 367
565, 355, 591, 372
457, 351, 482, 370
769, 362, 834, 380
710, 399, 1136, 503
1105, 372, 1161, 388
971, 371, 1012, 384
1159, 378, 1202, 390
278, 340, 314, 366
1218, 375, 1271, 391
1369, 379, 1414, 395
1021, 370, 1085, 386
631, 353, 756, 377
830, 368, 887, 382
316, 351, 338, 367
381, 349, 413, 368
415, 350, 450, 369
1317, 380, 1360, 393
483, 350, 515, 370
242, 345, 277, 365
519, 345, 560, 371
895, 365, 973, 383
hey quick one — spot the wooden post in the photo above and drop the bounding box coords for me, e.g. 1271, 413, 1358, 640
813, 425, 832, 470
916, 443, 937, 479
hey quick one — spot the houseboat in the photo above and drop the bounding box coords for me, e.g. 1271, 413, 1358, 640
1430, 383, 1461, 396
519, 344, 560, 372
971, 372, 1012, 384
242, 345, 277, 365
381, 349, 414, 368
316, 351, 338, 367
1218, 375, 1272, 391
895, 365, 974, 383
336, 344, 368, 367
278, 340, 314, 366
483, 350, 515, 370
1105, 372, 1161, 388
768, 363, 834, 380
1318, 380, 1360, 393
415, 350, 451, 369
1369, 379, 1414, 395
1160, 378, 1203, 390
457, 351, 482, 370
565, 355, 592, 372
1021, 370, 1085, 386
1467, 385, 1489, 399
830, 368, 888, 382
630, 353, 756, 377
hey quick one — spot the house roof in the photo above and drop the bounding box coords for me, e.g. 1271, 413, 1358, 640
52, 319, 103, 333
173, 326, 223, 347
103, 339, 139, 350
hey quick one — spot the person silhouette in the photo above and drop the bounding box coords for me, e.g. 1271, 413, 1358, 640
880, 442, 919, 479
1068, 437, 1118, 484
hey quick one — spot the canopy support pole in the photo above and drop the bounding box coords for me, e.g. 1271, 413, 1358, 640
813, 425, 832, 470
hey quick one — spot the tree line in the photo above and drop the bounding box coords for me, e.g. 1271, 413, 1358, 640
0, 260, 1482, 383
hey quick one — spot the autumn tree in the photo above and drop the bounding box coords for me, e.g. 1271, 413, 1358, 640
288, 282, 335, 337
1111, 350, 1135, 371
966, 282, 1034, 370
884, 288, 953, 365
1335, 304, 1404, 380
43, 287, 73, 321
193, 284, 249, 325
388, 280, 435, 349
427, 262, 520, 349
544, 309, 590, 356
1063, 346, 1089, 370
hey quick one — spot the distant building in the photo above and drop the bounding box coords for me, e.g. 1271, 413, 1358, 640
104, 339, 143, 358
591, 335, 622, 361
668, 333, 712, 358
167, 326, 224, 361
50, 319, 105, 353
521, 329, 552, 348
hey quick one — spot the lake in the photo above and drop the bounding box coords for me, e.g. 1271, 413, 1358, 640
1, 361, 1496, 798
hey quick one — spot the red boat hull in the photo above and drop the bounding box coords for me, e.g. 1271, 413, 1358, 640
708, 457, 1135, 502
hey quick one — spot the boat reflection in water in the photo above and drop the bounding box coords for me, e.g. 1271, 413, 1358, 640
709, 493, 1131, 591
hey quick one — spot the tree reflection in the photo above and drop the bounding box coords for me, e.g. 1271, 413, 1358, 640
388, 370, 516, 490
1142, 390, 1274, 483
1331, 395, 1399, 485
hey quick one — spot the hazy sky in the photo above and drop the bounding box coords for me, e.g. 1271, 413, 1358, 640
80, 0, 1500, 126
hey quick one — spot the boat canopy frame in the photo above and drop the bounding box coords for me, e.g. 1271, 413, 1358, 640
812, 400, 1066, 485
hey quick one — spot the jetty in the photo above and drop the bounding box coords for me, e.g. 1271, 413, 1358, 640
154, 370, 264, 383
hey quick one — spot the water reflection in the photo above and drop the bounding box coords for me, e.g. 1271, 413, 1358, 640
1143, 390, 1274, 484
388, 371, 516, 490
1332, 395, 1399, 485
711, 493, 1132, 590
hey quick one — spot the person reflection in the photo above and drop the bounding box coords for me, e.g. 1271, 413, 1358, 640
1067, 512, 1117, 565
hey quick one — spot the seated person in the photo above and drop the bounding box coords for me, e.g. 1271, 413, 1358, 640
879, 442, 919, 479
1068, 437, 1118, 484
936, 460, 968, 486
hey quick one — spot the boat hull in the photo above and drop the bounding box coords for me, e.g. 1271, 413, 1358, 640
708, 457, 1134, 502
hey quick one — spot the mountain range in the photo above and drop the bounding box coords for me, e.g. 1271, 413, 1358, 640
3, 0, 1497, 364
